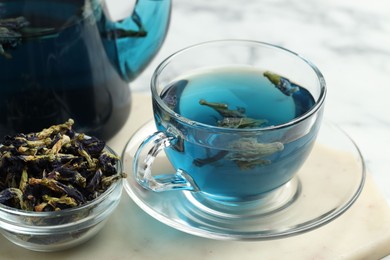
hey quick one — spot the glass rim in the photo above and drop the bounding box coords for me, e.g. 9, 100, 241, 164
151, 39, 327, 132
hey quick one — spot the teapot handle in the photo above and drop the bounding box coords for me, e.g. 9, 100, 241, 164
102, 0, 137, 22
101, 0, 171, 82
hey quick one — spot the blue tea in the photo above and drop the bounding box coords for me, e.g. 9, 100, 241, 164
0, 0, 170, 140
157, 67, 318, 201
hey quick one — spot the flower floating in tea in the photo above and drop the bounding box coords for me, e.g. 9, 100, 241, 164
199, 99, 269, 129
226, 138, 284, 169
0, 17, 27, 59
0, 16, 56, 59
0, 119, 125, 212
199, 99, 246, 119
263, 71, 299, 96
217, 117, 268, 129
197, 99, 284, 169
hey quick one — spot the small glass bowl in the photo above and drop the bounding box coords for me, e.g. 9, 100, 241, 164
0, 146, 123, 252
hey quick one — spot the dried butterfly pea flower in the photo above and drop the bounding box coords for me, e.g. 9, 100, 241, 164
28, 177, 87, 205
0, 188, 23, 207
0, 17, 30, 30
0, 119, 125, 212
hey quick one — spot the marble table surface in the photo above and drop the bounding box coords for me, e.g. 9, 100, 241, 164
132, 0, 390, 207
0, 1, 389, 258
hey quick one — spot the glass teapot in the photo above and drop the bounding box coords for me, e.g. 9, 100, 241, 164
0, 0, 171, 140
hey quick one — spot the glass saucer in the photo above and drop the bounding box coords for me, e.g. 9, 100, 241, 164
122, 120, 365, 240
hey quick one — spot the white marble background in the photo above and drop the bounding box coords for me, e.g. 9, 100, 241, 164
132, 0, 390, 205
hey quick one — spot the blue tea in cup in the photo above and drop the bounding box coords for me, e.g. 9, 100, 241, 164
134, 40, 326, 204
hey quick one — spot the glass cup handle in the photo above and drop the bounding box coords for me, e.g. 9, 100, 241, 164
133, 131, 199, 192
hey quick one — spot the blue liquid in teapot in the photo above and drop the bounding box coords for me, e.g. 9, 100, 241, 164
0, 0, 171, 139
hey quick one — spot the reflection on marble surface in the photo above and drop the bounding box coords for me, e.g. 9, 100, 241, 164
132, 0, 390, 206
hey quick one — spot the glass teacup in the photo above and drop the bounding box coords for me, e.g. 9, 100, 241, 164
134, 40, 326, 206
